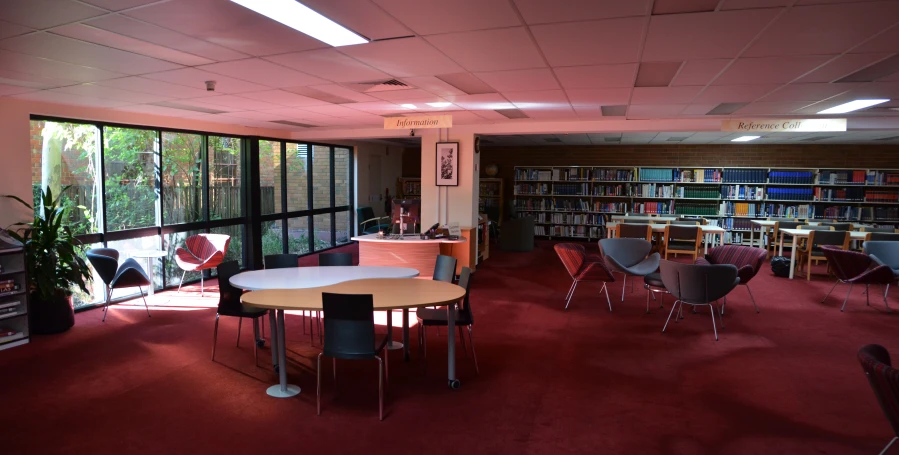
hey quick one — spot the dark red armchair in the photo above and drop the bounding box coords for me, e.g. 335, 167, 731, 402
857, 344, 899, 455
695, 245, 767, 313
554, 243, 615, 311
821, 245, 894, 312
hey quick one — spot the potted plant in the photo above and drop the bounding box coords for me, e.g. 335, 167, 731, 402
5, 187, 92, 334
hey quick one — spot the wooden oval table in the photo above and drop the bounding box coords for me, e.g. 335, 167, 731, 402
241, 278, 467, 397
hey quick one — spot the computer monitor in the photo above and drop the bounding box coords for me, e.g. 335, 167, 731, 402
392, 199, 420, 234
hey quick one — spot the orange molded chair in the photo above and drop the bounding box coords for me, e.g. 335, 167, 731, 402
175, 233, 230, 296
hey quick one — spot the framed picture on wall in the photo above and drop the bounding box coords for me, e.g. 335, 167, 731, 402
436, 141, 459, 186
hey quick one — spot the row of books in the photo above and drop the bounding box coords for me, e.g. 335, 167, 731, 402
769, 171, 816, 184
594, 169, 634, 181
721, 169, 767, 184
551, 213, 604, 225
635, 184, 676, 198
515, 169, 899, 185
0, 280, 18, 294
553, 183, 590, 195
594, 202, 628, 213
515, 169, 552, 181
552, 199, 592, 211
865, 190, 899, 202
721, 185, 765, 200
633, 201, 674, 214
717, 218, 754, 231
820, 170, 867, 185
638, 168, 678, 182
821, 206, 860, 220
677, 203, 719, 216
551, 225, 592, 237
553, 168, 592, 181
514, 199, 551, 210
681, 186, 720, 199
593, 185, 631, 196
869, 171, 899, 185
768, 187, 815, 201
680, 169, 721, 183
720, 202, 765, 217
478, 181, 500, 196
513, 183, 550, 195
769, 204, 813, 219
815, 187, 865, 202
402, 181, 421, 196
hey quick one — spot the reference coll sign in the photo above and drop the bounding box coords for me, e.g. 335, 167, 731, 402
384, 115, 452, 130
722, 118, 847, 133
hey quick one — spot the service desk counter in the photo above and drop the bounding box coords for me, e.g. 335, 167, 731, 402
351, 234, 469, 277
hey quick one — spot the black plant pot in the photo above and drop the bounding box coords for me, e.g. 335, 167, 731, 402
30, 289, 75, 335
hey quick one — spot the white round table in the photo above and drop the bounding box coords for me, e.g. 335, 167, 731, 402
229, 266, 420, 398
129, 250, 167, 296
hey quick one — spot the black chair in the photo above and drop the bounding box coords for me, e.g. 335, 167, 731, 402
86, 248, 152, 322
433, 255, 457, 282
319, 253, 353, 266
212, 261, 267, 365
600, 238, 661, 303
870, 233, 899, 241
317, 293, 388, 420
264, 253, 298, 269
357, 206, 390, 235
617, 223, 653, 241
857, 344, 899, 455
417, 267, 479, 375
821, 222, 852, 231
863, 226, 897, 233
659, 260, 740, 341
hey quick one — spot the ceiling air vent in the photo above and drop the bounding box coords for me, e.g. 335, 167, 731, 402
270, 120, 318, 128
495, 109, 529, 119
707, 102, 748, 115
544, 137, 562, 143
666, 137, 688, 142
344, 79, 415, 93
149, 101, 228, 114
601, 105, 627, 116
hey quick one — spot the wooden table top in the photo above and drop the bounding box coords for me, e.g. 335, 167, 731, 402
240, 278, 466, 311
607, 222, 725, 233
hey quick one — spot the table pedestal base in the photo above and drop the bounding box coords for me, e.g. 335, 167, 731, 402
386, 341, 404, 351
266, 384, 300, 398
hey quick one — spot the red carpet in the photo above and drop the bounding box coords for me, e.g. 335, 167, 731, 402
0, 241, 896, 454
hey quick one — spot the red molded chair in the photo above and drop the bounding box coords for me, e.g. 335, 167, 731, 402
695, 245, 767, 314
554, 243, 615, 311
857, 344, 899, 455
821, 245, 894, 312
175, 233, 230, 296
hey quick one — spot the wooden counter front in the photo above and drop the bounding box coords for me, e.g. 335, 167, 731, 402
352, 233, 473, 276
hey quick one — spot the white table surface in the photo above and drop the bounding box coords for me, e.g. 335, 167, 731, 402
128, 250, 166, 296
229, 266, 420, 291
777, 229, 868, 279
605, 223, 725, 254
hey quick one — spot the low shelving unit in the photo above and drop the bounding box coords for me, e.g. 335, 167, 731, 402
0, 235, 29, 351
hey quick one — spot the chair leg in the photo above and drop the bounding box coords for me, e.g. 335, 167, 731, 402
468, 326, 480, 376
318, 312, 323, 345
841, 282, 854, 312
866, 284, 871, 306
564, 280, 576, 303
823, 280, 840, 303
886, 284, 893, 314
102, 286, 112, 322
303, 312, 307, 335
879, 436, 899, 455
746, 284, 760, 313
236, 318, 242, 347
458, 325, 468, 357
709, 303, 719, 341
201, 273, 205, 297
253, 318, 260, 367
621, 274, 626, 302
646, 287, 651, 314
211, 313, 220, 361
316, 352, 323, 416
139, 287, 151, 318
178, 271, 186, 293
662, 300, 680, 333
602, 282, 612, 312
377, 356, 385, 421
310, 311, 315, 345
565, 280, 579, 310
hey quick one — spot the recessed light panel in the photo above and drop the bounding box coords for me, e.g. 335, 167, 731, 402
731, 136, 761, 142
817, 99, 889, 114
229, 0, 368, 47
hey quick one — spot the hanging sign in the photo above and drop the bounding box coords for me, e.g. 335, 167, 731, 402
384, 115, 452, 130
722, 118, 846, 132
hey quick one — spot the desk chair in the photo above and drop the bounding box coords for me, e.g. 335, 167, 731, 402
663, 225, 702, 260
821, 222, 852, 232
617, 223, 652, 241
800, 225, 834, 231
358, 206, 390, 235
857, 344, 899, 455
265, 253, 300, 333
769, 221, 802, 257
212, 261, 267, 365
311, 253, 356, 344
417, 267, 478, 375
433, 255, 457, 282
317, 293, 388, 420
862, 226, 897, 233
86, 248, 152, 322
869, 232, 899, 241
797, 230, 850, 281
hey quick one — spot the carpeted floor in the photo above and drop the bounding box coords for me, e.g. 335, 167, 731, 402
0, 240, 896, 455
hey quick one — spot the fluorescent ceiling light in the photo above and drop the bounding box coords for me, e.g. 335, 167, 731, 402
229, 0, 367, 47
427, 102, 451, 108
731, 136, 761, 142
817, 99, 889, 114
401, 104, 417, 109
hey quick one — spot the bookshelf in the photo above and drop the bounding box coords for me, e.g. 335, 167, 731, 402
513, 166, 899, 243
396, 177, 421, 199
478, 178, 503, 225
0, 237, 29, 351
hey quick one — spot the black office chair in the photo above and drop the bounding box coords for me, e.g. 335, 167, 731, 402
317, 292, 389, 420
417, 267, 478, 375
319, 253, 353, 266
433, 255, 457, 282
659, 260, 739, 341
357, 206, 390, 235
212, 261, 267, 365
86, 248, 152, 322
264, 253, 298, 269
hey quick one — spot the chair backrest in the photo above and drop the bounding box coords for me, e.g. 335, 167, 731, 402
357, 206, 375, 221
319, 253, 353, 266
185, 234, 230, 261
617, 223, 652, 241
322, 293, 376, 359
554, 243, 586, 278
769, 217, 796, 222
86, 248, 120, 286
707, 245, 767, 275
215, 261, 243, 314
857, 344, 899, 438
821, 246, 874, 280
800, 225, 833, 231
659, 260, 739, 304
665, 225, 700, 247
265, 253, 298, 269
458, 267, 474, 323
864, 241, 899, 270
778, 221, 803, 231
822, 223, 852, 231
869, 232, 899, 241
433, 255, 457, 282
599, 238, 651, 268
809, 230, 850, 250
670, 220, 700, 225
862, 226, 896, 233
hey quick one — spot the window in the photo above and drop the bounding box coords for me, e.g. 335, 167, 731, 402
103, 126, 159, 231
260, 140, 282, 215
286, 142, 309, 212
209, 136, 242, 220
312, 145, 331, 209
161, 131, 203, 225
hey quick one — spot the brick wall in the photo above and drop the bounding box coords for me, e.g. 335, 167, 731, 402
469, 144, 899, 211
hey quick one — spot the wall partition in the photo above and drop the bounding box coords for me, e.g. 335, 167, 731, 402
30, 117, 353, 310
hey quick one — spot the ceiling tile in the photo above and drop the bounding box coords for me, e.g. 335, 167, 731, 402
797, 53, 894, 83
474, 69, 560, 92
340, 37, 464, 77
652, 0, 720, 15
298, 104, 364, 117
264, 49, 390, 83
713, 55, 833, 85
0, 83, 36, 96
85, 15, 248, 62
566, 88, 632, 106
671, 59, 731, 86
448, 93, 515, 110
734, 101, 811, 115
631, 86, 703, 104
370, 88, 437, 101
371, 0, 520, 35
626, 104, 688, 118
851, 25, 899, 54
720, 0, 791, 10
113, 104, 211, 119
305, 84, 380, 103
642, 9, 781, 61
516, 106, 577, 120
80, 0, 162, 11
0, 32, 183, 75
143, 67, 271, 94
554, 64, 637, 89
680, 103, 721, 115
190, 94, 283, 111
0, 49, 124, 83
343, 101, 407, 115
11, 90, 130, 108
531, 17, 645, 66
0, 0, 105, 29
692, 84, 780, 103
0, 69, 78, 89
0, 21, 33, 40
197, 59, 325, 88
512, 0, 651, 24
744, 2, 899, 57
124, 0, 326, 56
93, 76, 220, 99
49, 24, 215, 66
503, 89, 571, 110
50, 83, 172, 103
426, 28, 545, 72
758, 82, 856, 102
471, 110, 511, 120
299, 0, 413, 41
236, 90, 330, 107
401, 76, 468, 97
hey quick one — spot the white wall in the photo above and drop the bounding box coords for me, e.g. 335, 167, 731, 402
420, 130, 478, 229
352, 142, 404, 231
